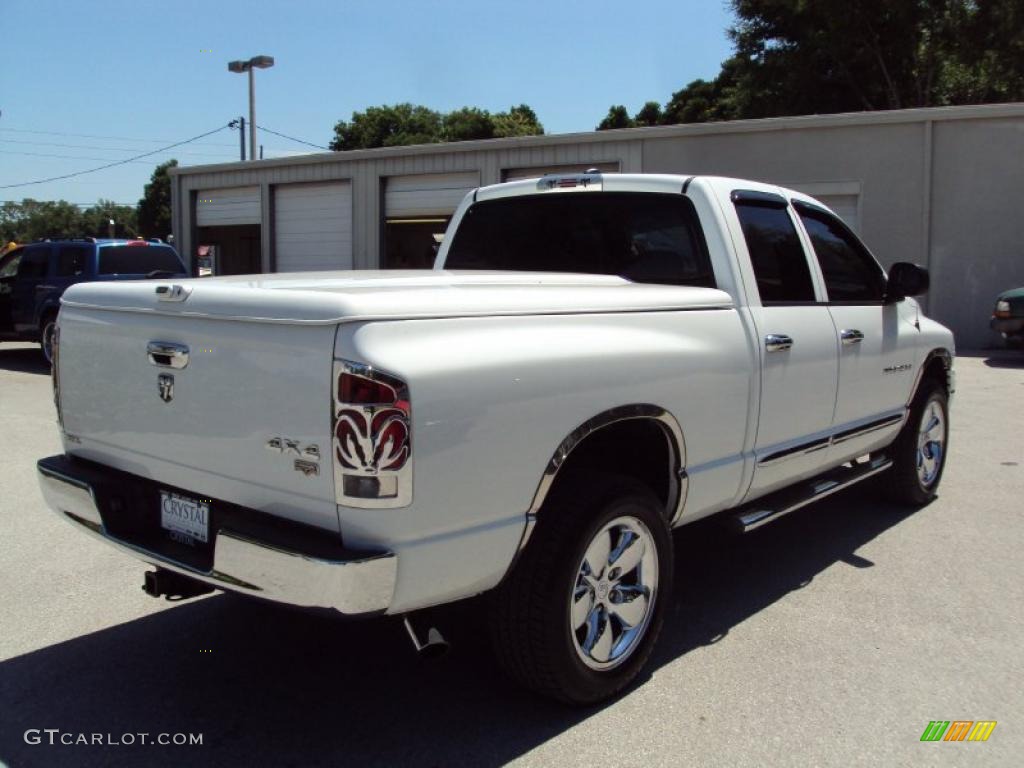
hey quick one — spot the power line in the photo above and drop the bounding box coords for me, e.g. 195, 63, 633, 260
1, 200, 137, 207
0, 124, 233, 190
0, 126, 317, 154
0, 149, 160, 165
0, 126, 242, 148
0, 139, 233, 159
255, 124, 328, 150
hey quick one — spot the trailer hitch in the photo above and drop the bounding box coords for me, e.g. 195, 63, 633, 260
143, 568, 215, 601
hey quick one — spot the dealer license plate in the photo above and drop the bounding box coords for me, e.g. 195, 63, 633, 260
160, 491, 209, 544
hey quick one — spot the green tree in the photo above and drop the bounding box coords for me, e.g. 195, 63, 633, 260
331, 103, 543, 149
633, 101, 664, 126
726, 0, 1024, 115
443, 107, 496, 141
330, 104, 444, 150
492, 104, 545, 137
83, 200, 138, 238
600, 0, 1024, 128
0, 199, 83, 242
596, 105, 634, 130
136, 159, 177, 239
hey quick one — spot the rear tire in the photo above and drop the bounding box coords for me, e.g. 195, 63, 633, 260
887, 380, 949, 506
488, 476, 673, 705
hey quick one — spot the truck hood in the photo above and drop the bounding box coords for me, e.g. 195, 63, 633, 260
60, 270, 734, 324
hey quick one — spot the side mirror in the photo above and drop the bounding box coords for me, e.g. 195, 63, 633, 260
886, 262, 929, 303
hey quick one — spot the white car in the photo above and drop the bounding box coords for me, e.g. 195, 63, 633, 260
38, 173, 953, 704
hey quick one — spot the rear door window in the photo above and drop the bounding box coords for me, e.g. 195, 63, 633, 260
97, 244, 184, 275
734, 201, 816, 304
444, 192, 715, 288
57, 245, 90, 277
795, 204, 885, 303
16, 246, 51, 279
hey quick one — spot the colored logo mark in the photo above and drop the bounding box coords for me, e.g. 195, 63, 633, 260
920, 721, 997, 742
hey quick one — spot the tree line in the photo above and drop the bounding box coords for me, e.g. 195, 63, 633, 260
6, 0, 1020, 242
1, 160, 177, 246
597, 0, 1024, 129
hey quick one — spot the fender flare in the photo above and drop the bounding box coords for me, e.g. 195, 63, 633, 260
907, 348, 954, 405
509, 404, 689, 569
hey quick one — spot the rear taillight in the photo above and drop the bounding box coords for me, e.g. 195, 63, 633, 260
333, 361, 412, 507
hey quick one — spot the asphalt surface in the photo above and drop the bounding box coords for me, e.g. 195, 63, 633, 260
0, 340, 1021, 767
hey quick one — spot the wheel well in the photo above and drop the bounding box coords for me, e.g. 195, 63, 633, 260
539, 418, 679, 519
917, 350, 952, 398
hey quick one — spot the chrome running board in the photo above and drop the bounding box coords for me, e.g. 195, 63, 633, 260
731, 454, 893, 533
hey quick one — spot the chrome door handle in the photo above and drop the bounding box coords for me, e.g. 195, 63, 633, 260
36, 284, 56, 291
147, 341, 190, 369
841, 329, 865, 345
765, 334, 794, 352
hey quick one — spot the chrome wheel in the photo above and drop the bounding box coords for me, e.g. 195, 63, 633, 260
41, 320, 57, 365
570, 515, 658, 671
916, 397, 946, 488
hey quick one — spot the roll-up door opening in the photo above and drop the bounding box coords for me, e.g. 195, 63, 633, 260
383, 172, 478, 268
195, 187, 262, 275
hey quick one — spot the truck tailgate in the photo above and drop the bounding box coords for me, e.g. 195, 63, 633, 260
56, 304, 339, 532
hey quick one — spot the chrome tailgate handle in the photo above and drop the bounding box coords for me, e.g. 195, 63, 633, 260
841, 329, 865, 345
147, 341, 190, 369
765, 334, 794, 352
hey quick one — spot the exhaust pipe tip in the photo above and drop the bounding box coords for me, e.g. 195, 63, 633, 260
403, 616, 450, 659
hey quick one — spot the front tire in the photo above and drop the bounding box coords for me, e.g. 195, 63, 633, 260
888, 380, 949, 505
488, 476, 673, 705
40, 316, 57, 365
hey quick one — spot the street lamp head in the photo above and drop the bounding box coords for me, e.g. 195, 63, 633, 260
250, 55, 275, 69
227, 60, 248, 73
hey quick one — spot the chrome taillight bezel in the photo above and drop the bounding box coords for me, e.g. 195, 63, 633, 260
333, 359, 412, 508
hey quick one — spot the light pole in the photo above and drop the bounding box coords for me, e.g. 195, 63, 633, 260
227, 55, 274, 161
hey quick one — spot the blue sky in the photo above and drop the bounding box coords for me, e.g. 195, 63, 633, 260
0, 0, 734, 206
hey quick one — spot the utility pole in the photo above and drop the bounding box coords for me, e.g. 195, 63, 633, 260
228, 117, 247, 161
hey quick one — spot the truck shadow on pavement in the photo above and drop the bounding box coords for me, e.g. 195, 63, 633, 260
0, 484, 917, 768
0, 346, 49, 375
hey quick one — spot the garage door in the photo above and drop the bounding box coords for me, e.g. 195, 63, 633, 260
196, 186, 260, 227
274, 182, 353, 272
384, 172, 479, 219
816, 194, 860, 232
502, 162, 619, 182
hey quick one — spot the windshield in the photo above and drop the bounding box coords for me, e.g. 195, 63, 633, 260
444, 192, 715, 288
97, 244, 185, 275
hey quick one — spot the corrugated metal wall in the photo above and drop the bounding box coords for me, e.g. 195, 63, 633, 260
172, 105, 1024, 347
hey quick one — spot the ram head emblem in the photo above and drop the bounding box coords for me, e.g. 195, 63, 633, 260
335, 407, 409, 474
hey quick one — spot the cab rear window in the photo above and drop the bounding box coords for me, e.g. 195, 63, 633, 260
97, 245, 184, 275
444, 192, 715, 288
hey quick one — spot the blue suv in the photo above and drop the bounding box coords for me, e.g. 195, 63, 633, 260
0, 238, 187, 363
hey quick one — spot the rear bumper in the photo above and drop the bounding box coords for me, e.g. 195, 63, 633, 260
37, 455, 396, 615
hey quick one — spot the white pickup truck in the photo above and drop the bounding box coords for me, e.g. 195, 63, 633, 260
37, 173, 954, 704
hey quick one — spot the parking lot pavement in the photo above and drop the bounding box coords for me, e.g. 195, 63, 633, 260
1, 341, 1021, 767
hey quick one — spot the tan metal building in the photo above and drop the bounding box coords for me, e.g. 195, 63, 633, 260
170, 103, 1024, 347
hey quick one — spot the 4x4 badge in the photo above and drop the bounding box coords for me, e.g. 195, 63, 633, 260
158, 374, 174, 403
